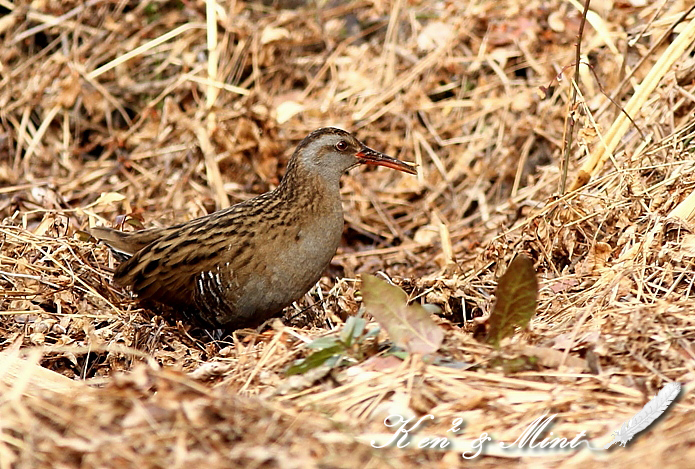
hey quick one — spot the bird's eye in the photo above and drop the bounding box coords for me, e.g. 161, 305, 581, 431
335, 140, 348, 151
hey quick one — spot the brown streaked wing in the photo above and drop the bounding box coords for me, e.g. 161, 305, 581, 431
112, 204, 256, 310
90, 226, 171, 256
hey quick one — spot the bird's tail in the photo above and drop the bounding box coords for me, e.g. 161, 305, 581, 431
90, 226, 167, 259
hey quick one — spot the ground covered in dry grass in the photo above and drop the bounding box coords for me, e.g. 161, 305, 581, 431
2, 0, 695, 467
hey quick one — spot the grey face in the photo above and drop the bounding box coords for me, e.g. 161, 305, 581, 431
299, 131, 363, 181
295, 127, 417, 185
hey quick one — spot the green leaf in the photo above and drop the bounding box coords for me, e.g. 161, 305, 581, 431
286, 344, 346, 375
361, 274, 443, 355
306, 337, 341, 349
286, 317, 377, 376
340, 316, 367, 345
486, 254, 539, 348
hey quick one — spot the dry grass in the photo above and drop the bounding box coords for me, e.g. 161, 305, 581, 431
2, 0, 695, 467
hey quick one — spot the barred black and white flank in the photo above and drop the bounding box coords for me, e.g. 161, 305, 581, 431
603, 382, 681, 449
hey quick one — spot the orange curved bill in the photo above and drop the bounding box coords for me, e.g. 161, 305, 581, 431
355, 147, 418, 175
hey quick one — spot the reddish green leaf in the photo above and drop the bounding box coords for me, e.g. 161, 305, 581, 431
486, 254, 538, 348
361, 274, 443, 355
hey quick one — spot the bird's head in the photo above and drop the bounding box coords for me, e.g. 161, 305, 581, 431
290, 127, 417, 184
